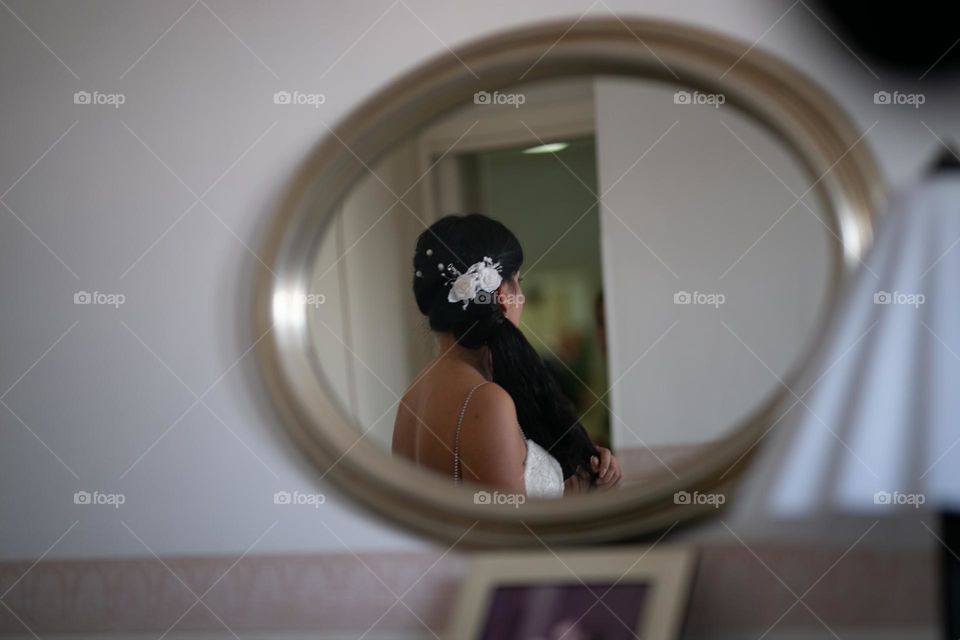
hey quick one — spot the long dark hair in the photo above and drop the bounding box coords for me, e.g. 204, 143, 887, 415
412, 213, 599, 484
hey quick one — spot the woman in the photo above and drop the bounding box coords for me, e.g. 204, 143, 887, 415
392, 213, 622, 497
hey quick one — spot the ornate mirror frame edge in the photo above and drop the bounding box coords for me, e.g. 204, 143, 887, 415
253, 17, 886, 548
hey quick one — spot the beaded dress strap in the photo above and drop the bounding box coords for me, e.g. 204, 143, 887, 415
452, 381, 492, 484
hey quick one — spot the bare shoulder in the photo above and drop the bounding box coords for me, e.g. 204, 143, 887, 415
469, 380, 514, 410
460, 382, 520, 432
457, 382, 526, 490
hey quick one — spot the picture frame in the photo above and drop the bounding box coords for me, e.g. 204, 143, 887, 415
445, 545, 696, 639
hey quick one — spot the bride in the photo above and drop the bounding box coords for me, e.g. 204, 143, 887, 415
392, 213, 623, 498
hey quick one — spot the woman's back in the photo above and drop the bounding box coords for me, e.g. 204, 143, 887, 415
392, 359, 529, 492
395, 212, 606, 495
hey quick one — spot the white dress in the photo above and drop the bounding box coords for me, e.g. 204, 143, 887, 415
453, 381, 565, 498
521, 437, 565, 498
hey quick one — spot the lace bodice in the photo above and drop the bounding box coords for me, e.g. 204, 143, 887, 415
453, 381, 565, 499
521, 437, 565, 498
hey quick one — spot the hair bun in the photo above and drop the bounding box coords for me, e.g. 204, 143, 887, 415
411, 214, 522, 346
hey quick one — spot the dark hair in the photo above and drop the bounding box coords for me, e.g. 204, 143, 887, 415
412, 213, 599, 484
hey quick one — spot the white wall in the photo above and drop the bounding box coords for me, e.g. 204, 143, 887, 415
594, 77, 830, 448
312, 140, 431, 450
1, 0, 956, 561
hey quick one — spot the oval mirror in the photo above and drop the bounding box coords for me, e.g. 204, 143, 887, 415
255, 18, 883, 546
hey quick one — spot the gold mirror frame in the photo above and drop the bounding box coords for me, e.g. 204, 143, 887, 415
254, 18, 885, 547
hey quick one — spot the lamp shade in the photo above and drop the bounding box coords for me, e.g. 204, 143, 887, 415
738, 172, 960, 519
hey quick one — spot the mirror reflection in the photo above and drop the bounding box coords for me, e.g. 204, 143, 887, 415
308, 75, 832, 499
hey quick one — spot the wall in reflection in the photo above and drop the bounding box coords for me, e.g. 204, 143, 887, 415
594, 77, 830, 461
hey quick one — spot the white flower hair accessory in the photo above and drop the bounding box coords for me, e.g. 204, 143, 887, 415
443, 256, 503, 309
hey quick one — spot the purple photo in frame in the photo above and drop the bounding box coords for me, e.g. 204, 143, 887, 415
479, 581, 650, 640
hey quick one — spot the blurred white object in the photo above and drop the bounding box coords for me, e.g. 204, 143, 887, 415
738, 171, 960, 519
